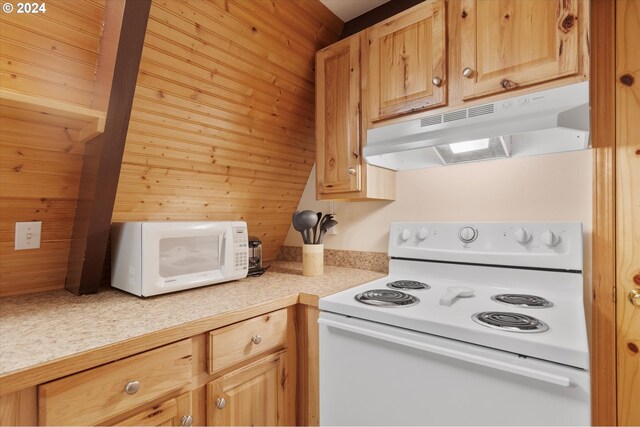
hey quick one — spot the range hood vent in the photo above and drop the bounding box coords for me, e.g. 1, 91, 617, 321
364, 82, 589, 171
468, 104, 495, 117
420, 114, 443, 127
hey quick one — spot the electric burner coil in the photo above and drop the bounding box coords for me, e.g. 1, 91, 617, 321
491, 294, 553, 308
472, 311, 549, 333
355, 289, 420, 307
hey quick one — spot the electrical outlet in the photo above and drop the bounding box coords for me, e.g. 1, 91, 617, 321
15, 221, 41, 250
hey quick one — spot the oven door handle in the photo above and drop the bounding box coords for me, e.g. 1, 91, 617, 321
319, 317, 573, 388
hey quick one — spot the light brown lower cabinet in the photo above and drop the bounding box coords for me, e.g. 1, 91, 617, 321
38, 340, 193, 426
206, 351, 290, 426
109, 392, 192, 427
0, 306, 300, 427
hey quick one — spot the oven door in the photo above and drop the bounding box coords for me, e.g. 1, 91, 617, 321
319, 311, 590, 426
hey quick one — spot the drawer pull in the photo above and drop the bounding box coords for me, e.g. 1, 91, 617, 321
251, 335, 262, 345
181, 415, 193, 427
124, 380, 140, 395
216, 397, 227, 409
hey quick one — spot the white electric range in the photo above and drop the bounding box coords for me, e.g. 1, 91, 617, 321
319, 222, 590, 426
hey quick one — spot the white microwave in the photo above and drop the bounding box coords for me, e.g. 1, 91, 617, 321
111, 221, 248, 297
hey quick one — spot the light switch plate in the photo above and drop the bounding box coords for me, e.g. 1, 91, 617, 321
15, 221, 42, 250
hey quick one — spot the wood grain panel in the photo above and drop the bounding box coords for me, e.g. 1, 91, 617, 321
0, 1, 104, 107
38, 339, 192, 426
113, 0, 342, 262
107, 392, 192, 426
590, 0, 617, 424
0, 1, 107, 296
366, 0, 446, 121
459, 0, 581, 100
0, 121, 85, 296
296, 304, 319, 426
208, 308, 289, 375
616, 1, 640, 425
0, 387, 37, 426
206, 351, 288, 426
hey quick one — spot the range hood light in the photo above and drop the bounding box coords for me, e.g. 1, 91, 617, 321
449, 139, 490, 154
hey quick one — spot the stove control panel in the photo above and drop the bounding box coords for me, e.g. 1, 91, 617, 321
389, 222, 583, 271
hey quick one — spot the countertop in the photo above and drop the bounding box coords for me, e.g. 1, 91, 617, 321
0, 261, 384, 380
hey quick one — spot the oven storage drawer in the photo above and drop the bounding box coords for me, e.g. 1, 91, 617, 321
319, 312, 590, 426
208, 308, 288, 374
38, 339, 192, 426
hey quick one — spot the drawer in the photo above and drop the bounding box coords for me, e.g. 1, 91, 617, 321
39, 339, 192, 426
208, 308, 288, 374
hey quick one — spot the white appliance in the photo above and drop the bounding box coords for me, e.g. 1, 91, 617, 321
111, 221, 248, 297
364, 82, 589, 170
319, 222, 590, 426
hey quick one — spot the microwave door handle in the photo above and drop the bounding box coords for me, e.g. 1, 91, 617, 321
318, 317, 573, 388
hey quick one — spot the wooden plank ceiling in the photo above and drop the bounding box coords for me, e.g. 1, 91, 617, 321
112, 0, 343, 261
0, 0, 106, 296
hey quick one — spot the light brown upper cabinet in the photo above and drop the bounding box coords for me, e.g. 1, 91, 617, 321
365, 0, 447, 122
458, 0, 581, 100
316, 35, 362, 194
316, 34, 395, 201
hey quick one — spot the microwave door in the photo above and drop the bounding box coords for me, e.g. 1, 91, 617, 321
158, 234, 218, 274
142, 222, 227, 294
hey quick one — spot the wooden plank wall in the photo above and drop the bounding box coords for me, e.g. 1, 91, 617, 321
0, 1, 107, 296
616, 1, 640, 424
112, 0, 343, 261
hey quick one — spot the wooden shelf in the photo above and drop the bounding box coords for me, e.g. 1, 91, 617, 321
0, 89, 106, 143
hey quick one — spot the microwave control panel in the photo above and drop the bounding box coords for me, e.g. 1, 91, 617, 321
233, 226, 248, 272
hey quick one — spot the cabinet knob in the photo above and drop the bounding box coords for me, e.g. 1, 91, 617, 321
432, 76, 442, 87
216, 397, 227, 409
251, 335, 262, 344
124, 380, 140, 395
462, 67, 473, 78
181, 415, 193, 427
348, 167, 357, 175
500, 79, 516, 89
630, 289, 640, 308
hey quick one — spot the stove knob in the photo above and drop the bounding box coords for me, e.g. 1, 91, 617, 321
514, 228, 532, 244
459, 226, 478, 243
400, 228, 411, 242
416, 228, 429, 241
540, 230, 560, 248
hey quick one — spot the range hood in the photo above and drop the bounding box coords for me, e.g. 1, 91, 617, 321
364, 82, 589, 170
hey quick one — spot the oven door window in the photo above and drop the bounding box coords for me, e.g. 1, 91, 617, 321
159, 235, 219, 277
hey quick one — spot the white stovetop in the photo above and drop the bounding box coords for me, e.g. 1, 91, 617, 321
320, 258, 590, 370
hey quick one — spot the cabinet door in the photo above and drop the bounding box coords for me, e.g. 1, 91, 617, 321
316, 35, 361, 194
459, 0, 580, 99
110, 392, 192, 427
207, 353, 288, 426
367, 0, 446, 121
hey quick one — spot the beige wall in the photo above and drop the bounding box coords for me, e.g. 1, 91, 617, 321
285, 150, 593, 321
